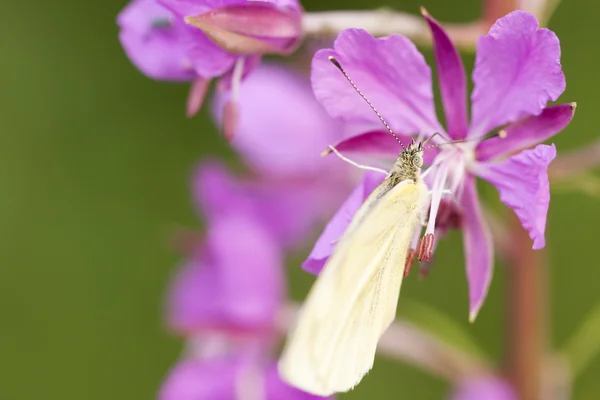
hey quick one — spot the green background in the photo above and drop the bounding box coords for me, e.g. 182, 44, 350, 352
1, 0, 598, 399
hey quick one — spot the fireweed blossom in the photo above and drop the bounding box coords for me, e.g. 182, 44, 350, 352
211, 63, 355, 179
117, 0, 302, 122
307, 10, 575, 320
209, 63, 357, 249
161, 162, 330, 399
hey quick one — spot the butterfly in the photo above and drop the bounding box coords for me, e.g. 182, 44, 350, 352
278, 56, 502, 396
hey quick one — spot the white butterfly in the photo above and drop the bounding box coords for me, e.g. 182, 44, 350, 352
278, 56, 501, 396
278, 144, 430, 396
277, 56, 438, 396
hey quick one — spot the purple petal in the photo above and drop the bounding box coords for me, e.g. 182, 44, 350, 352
192, 160, 248, 218
423, 9, 468, 139
248, 179, 350, 251
450, 376, 517, 400
476, 103, 575, 162
159, 0, 300, 17
167, 213, 284, 334
475, 144, 556, 250
184, 4, 302, 55
312, 29, 442, 135
193, 161, 350, 251
158, 0, 241, 17
185, 18, 286, 55
302, 171, 386, 274
265, 364, 331, 399
212, 64, 341, 177
188, 4, 302, 38
217, 55, 262, 91
159, 359, 238, 400
117, 0, 197, 81
185, 31, 238, 77
155, 0, 241, 77
461, 177, 494, 322
470, 11, 566, 137
326, 130, 439, 166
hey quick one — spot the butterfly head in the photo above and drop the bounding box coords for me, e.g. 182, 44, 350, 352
402, 139, 425, 169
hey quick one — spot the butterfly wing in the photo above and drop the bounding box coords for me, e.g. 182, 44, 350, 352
278, 179, 428, 396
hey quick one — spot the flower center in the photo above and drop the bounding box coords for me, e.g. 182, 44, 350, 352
410, 143, 476, 269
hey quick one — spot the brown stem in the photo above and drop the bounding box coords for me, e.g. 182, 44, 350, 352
302, 11, 485, 51
505, 214, 548, 400
484, 0, 518, 27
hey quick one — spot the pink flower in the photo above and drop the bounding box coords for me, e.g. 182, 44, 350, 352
162, 159, 333, 399
449, 375, 517, 400
160, 357, 329, 400
117, 0, 302, 118
306, 10, 575, 320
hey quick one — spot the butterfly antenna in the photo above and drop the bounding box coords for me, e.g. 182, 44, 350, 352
329, 56, 406, 150
423, 130, 506, 151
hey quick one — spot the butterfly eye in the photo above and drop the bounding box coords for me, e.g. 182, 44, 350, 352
412, 155, 423, 167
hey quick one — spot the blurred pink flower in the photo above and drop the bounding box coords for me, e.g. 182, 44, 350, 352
117, 0, 302, 117
211, 63, 345, 175
167, 208, 284, 336
307, 10, 575, 320
162, 158, 335, 398
160, 356, 329, 400
118, 0, 198, 81
449, 375, 517, 400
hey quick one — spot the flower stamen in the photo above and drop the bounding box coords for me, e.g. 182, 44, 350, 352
404, 248, 416, 277
417, 233, 435, 262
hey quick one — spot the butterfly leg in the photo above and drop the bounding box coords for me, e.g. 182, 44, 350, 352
326, 145, 389, 175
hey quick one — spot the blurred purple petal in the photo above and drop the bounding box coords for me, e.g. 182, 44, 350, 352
192, 160, 248, 218
117, 0, 197, 81
476, 103, 575, 161
265, 364, 331, 399
193, 161, 349, 251
185, 18, 284, 54
248, 179, 349, 250
461, 177, 494, 322
158, 0, 239, 17
189, 5, 301, 39
185, 31, 238, 77
312, 29, 442, 135
217, 55, 262, 91
423, 9, 468, 139
450, 376, 517, 400
470, 11, 566, 137
303, 171, 385, 274
167, 212, 284, 335
475, 144, 556, 250
159, 0, 300, 17
159, 359, 238, 400
163, 0, 301, 55
160, 359, 326, 400
212, 64, 341, 177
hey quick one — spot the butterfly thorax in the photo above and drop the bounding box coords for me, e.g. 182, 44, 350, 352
388, 143, 423, 186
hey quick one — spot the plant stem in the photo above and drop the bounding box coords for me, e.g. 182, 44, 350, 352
505, 214, 547, 400
484, 0, 518, 27
302, 10, 485, 50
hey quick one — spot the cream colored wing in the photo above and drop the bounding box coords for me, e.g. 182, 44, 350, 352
278, 179, 428, 396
